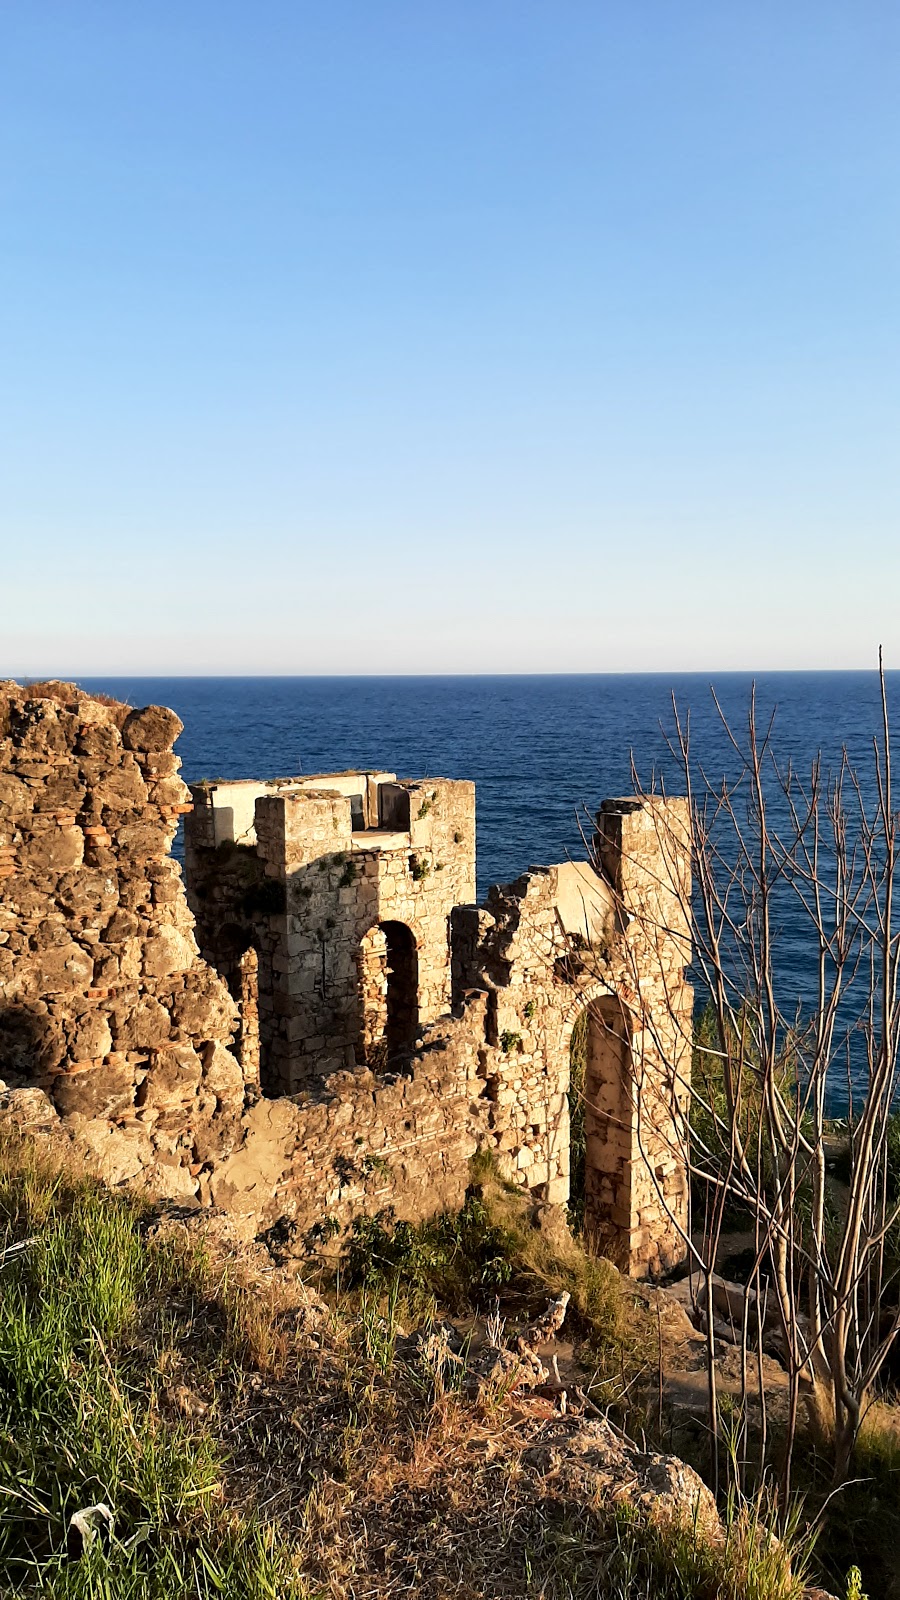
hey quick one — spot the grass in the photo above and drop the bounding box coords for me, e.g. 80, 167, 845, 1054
791, 1410, 900, 1598
339, 1151, 628, 1354
0, 1134, 307, 1597
0, 1130, 828, 1600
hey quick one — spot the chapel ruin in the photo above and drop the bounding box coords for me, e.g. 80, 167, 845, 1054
0, 681, 693, 1276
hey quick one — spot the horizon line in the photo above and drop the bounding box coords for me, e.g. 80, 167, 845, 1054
4, 666, 894, 683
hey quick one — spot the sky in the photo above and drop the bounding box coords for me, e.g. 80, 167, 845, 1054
1, 3, 898, 675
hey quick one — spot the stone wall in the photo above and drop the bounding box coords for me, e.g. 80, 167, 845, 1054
0, 681, 249, 1199
206, 997, 492, 1241
449, 822, 692, 1276
0, 682, 692, 1277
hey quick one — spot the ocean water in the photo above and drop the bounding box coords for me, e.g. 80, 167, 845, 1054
80, 672, 897, 894
79, 672, 900, 1109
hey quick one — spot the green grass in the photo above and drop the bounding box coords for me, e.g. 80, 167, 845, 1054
0, 1134, 307, 1598
792, 1411, 900, 1599
340, 1152, 663, 1412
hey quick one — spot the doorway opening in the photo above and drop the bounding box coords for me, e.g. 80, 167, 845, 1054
357, 920, 419, 1069
567, 999, 630, 1253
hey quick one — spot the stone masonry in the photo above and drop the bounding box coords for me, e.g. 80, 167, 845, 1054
0, 681, 248, 1199
0, 682, 692, 1277
184, 772, 475, 1092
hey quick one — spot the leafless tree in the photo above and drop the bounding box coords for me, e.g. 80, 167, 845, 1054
585, 656, 900, 1500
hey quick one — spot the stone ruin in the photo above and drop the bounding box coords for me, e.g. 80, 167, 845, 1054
0, 680, 693, 1276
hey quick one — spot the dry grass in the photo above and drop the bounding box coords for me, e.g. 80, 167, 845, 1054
18, 679, 127, 709
0, 1131, 816, 1600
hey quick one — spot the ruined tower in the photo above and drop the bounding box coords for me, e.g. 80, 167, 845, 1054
185, 771, 475, 1092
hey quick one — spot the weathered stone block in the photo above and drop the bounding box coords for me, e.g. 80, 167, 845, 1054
121, 705, 183, 753
143, 926, 196, 978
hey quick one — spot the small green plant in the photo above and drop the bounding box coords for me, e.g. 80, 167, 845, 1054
0, 1142, 306, 1595
359, 1279, 401, 1374
846, 1566, 868, 1600
568, 1009, 588, 1232
309, 1213, 342, 1243
523, 1000, 536, 1021
342, 1198, 516, 1307
410, 855, 431, 882
453, 830, 462, 844
416, 794, 436, 819
339, 860, 357, 887
362, 1152, 391, 1178
499, 1029, 523, 1055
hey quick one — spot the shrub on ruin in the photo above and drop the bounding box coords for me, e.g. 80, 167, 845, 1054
341, 1197, 516, 1309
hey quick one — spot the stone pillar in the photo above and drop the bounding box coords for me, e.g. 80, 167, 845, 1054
237, 946, 260, 1092
357, 924, 389, 1065
595, 798, 692, 1276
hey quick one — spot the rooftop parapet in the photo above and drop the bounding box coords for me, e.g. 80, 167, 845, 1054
184, 770, 476, 1092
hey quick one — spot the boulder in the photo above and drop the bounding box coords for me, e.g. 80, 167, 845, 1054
121, 705, 183, 753
139, 1045, 204, 1112
51, 1058, 133, 1119
202, 1041, 244, 1105
19, 827, 84, 876
71, 1118, 155, 1185
68, 1011, 113, 1062
525, 1416, 721, 1544
172, 969, 236, 1038
32, 938, 94, 994
113, 995, 172, 1050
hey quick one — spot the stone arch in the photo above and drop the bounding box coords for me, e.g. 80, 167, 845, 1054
560, 979, 616, 1049
356, 919, 420, 1069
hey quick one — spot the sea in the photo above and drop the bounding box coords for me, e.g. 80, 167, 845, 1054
78, 672, 900, 1111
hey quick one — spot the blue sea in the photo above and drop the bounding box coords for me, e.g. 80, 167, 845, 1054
79, 672, 900, 1110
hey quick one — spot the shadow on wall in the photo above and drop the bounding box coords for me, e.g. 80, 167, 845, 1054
0, 1003, 63, 1086
0, 1002, 134, 1123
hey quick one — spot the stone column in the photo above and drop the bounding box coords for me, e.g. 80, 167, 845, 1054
237, 946, 260, 1092
595, 798, 693, 1276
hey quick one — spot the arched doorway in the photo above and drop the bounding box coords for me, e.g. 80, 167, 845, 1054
567, 997, 632, 1258
356, 921, 419, 1068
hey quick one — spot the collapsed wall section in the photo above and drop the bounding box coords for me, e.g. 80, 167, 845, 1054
206, 997, 492, 1241
452, 807, 692, 1277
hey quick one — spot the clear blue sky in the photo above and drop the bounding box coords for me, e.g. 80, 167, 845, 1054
1, 3, 897, 674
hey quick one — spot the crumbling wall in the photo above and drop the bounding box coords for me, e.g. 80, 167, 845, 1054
206, 997, 492, 1242
0, 681, 249, 1199
0, 681, 691, 1278
451, 806, 692, 1276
